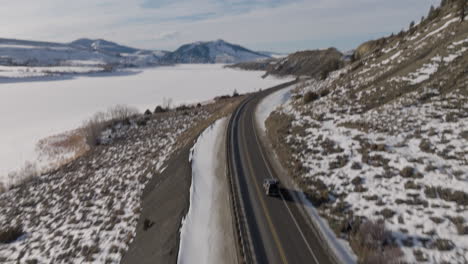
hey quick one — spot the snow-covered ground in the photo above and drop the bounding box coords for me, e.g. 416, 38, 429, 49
255, 85, 293, 132
280, 83, 468, 263
0, 109, 210, 263
178, 117, 230, 264
0, 64, 289, 185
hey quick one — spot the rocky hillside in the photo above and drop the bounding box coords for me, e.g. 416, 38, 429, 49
265, 1, 468, 263
70, 39, 141, 55
160, 39, 269, 64
229, 47, 343, 79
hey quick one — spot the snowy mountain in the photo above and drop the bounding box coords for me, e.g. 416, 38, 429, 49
70, 38, 140, 55
0, 38, 265, 71
0, 38, 167, 68
0, 38, 119, 67
161, 39, 270, 64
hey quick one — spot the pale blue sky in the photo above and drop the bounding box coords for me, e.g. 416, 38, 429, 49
0, 0, 440, 53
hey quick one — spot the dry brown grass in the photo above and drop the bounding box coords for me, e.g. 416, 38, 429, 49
425, 186, 468, 205
303, 91, 320, 104
7, 161, 39, 188
33, 129, 89, 179
37, 131, 85, 157
82, 105, 139, 147
350, 220, 403, 264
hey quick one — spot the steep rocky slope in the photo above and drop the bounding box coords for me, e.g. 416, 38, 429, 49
265, 1, 468, 263
229, 47, 343, 79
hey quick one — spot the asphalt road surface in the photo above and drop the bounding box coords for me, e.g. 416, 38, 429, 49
227, 82, 335, 264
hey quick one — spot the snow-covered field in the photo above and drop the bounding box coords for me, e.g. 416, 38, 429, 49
0, 64, 289, 185
178, 118, 229, 264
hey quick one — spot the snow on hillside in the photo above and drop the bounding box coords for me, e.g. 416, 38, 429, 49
0, 38, 160, 71
0, 64, 291, 186
0, 107, 212, 263
162, 39, 269, 64
278, 82, 468, 263
70, 38, 139, 55
264, 4, 468, 263
0, 43, 115, 67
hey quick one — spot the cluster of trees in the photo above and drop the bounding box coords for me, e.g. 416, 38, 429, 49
408, 0, 466, 31
436, 0, 466, 21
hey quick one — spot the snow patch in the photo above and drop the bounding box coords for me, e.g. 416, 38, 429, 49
177, 117, 228, 264
256, 85, 294, 131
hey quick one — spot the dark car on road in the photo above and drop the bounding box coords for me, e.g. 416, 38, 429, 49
263, 179, 280, 196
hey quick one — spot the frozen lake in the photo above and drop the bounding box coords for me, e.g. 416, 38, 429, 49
0, 64, 291, 183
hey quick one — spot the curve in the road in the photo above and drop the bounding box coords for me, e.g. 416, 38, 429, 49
226, 81, 335, 264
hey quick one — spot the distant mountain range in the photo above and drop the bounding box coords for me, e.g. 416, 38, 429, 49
160, 39, 269, 64
0, 38, 271, 68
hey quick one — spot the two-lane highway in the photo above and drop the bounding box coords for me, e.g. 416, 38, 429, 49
226, 82, 335, 264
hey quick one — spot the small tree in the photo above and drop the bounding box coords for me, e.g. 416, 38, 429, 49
460, 0, 466, 21
427, 5, 440, 20
162, 98, 173, 110
429, 5, 435, 15
409, 21, 415, 29
397, 30, 405, 38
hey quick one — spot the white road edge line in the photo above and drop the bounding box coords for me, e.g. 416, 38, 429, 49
250, 107, 320, 264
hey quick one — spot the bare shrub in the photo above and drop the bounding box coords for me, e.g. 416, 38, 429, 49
380, 208, 396, 219
350, 220, 403, 264
303, 91, 319, 104
162, 98, 173, 110
0, 225, 24, 243
82, 111, 107, 147
425, 186, 468, 205
35, 130, 89, 172
419, 139, 434, 153
433, 239, 455, 251
107, 104, 139, 122
7, 161, 39, 188
82, 105, 139, 147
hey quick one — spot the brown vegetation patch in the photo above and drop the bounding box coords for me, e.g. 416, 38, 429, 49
0, 225, 24, 244
350, 220, 403, 264
425, 186, 468, 205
